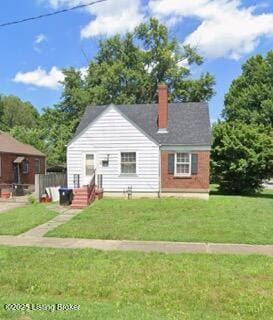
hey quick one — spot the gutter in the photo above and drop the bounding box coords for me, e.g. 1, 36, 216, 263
158, 144, 162, 198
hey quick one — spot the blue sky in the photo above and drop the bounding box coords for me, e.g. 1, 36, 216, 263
1, 0, 273, 122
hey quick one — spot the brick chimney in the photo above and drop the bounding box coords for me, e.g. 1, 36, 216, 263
157, 83, 168, 132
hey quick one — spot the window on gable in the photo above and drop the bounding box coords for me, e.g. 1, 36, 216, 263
175, 153, 191, 176
121, 152, 136, 174
35, 159, 41, 174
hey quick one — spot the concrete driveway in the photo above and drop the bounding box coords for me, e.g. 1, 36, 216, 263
0, 199, 27, 213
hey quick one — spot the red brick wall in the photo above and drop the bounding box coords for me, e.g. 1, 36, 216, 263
161, 150, 210, 191
0, 152, 45, 185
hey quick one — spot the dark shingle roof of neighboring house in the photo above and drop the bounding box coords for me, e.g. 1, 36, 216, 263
0, 131, 45, 156
73, 103, 211, 146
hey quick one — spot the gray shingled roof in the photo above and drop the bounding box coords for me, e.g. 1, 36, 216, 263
73, 103, 211, 146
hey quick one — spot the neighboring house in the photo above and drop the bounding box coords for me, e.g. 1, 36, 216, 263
0, 131, 46, 185
67, 84, 211, 199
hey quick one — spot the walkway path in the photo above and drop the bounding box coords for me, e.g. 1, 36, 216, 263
1, 236, 273, 256
1, 203, 273, 256
19, 205, 81, 237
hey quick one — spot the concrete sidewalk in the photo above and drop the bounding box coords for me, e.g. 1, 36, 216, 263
0, 236, 273, 256
19, 206, 81, 237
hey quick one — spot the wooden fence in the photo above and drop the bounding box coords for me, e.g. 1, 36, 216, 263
35, 173, 67, 199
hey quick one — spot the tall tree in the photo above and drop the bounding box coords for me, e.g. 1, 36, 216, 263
48, 18, 215, 164
212, 50, 273, 193
0, 95, 39, 130
10, 126, 46, 155
58, 18, 215, 121
223, 51, 273, 126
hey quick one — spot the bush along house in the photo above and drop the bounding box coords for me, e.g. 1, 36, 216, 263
67, 83, 211, 204
0, 131, 45, 190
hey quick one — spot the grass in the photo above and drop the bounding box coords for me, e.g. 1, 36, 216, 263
0, 204, 57, 235
47, 191, 273, 244
1, 246, 273, 319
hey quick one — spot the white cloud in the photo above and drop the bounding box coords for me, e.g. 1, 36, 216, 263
149, 0, 273, 60
35, 33, 47, 44
42, 0, 144, 38
13, 65, 88, 89
81, 0, 144, 38
33, 33, 47, 53
13, 66, 64, 89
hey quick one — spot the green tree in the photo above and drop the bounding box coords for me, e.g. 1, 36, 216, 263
223, 51, 273, 126
0, 95, 39, 130
40, 107, 78, 165
58, 67, 90, 120
9, 126, 46, 154
212, 50, 273, 193
211, 122, 273, 194
49, 18, 214, 163
58, 18, 214, 121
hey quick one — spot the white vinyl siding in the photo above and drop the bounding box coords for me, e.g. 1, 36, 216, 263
67, 106, 159, 192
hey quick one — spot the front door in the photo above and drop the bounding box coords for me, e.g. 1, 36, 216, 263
13, 163, 19, 183
83, 153, 95, 185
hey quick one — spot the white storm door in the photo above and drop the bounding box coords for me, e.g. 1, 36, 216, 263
83, 153, 95, 184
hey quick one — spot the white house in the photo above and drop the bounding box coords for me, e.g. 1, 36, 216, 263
67, 84, 211, 207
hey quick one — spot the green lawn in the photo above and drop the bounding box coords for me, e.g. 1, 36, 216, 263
0, 204, 57, 235
47, 192, 273, 244
0, 246, 273, 320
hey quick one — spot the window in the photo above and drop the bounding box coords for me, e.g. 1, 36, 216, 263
35, 159, 41, 174
121, 152, 136, 174
22, 160, 29, 174
175, 153, 191, 176
85, 154, 94, 175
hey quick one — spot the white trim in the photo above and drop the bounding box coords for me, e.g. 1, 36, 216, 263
161, 145, 210, 151
157, 128, 168, 133
174, 152, 192, 177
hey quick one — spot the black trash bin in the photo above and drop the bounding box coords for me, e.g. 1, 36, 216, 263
59, 188, 73, 206
13, 184, 24, 196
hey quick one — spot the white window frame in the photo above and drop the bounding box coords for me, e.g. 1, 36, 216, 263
120, 152, 137, 175
174, 152, 191, 177
84, 153, 96, 176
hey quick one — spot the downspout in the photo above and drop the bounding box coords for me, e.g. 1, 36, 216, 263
158, 144, 162, 198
